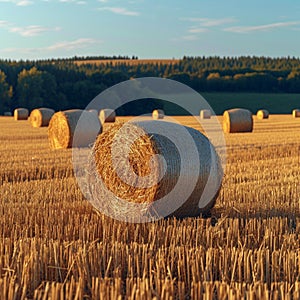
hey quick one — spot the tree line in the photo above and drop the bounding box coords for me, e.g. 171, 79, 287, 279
0, 56, 300, 114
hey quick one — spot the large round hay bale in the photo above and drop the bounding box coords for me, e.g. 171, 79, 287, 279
14, 108, 29, 120
200, 109, 211, 119
292, 109, 300, 118
87, 121, 223, 220
152, 109, 164, 120
256, 109, 269, 119
48, 109, 101, 149
223, 108, 253, 133
99, 109, 116, 124
29, 108, 55, 127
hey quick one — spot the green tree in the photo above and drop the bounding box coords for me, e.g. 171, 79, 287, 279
0, 70, 11, 114
40, 72, 59, 110
16, 67, 44, 110
16, 67, 60, 110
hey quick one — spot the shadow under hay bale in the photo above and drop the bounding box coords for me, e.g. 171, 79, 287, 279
30, 108, 55, 127
87, 121, 223, 220
256, 109, 269, 119
48, 109, 101, 149
200, 109, 211, 119
99, 109, 116, 124
14, 108, 29, 121
152, 109, 164, 120
223, 108, 253, 133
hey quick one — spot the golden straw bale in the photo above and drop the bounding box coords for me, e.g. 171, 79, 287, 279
292, 109, 300, 118
87, 121, 223, 219
223, 108, 253, 133
152, 109, 164, 120
99, 109, 116, 124
29, 108, 55, 127
48, 109, 101, 149
14, 108, 29, 120
200, 109, 211, 119
256, 109, 269, 119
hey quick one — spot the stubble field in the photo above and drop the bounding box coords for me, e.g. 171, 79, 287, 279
0, 115, 299, 299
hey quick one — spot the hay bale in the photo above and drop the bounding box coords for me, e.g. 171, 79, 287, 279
4, 112, 12, 116
200, 109, 211, 119
87, 121, 223, 220
48, 109, 101, 149
14, 108, 29, 120
29, 108, 55, 127
223, 108, 253, 133
88, 109, 99, 116
99, 109, 116, 124
256, 109, 269, 119
152, 109, 164, 120
292, 109, 300, 118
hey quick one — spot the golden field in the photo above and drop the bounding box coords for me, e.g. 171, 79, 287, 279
0, 115, 299, 299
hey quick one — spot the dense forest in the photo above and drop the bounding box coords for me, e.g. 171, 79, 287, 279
0, 56, 300, 114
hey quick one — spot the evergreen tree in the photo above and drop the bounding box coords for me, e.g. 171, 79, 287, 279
0, 70, 10, 114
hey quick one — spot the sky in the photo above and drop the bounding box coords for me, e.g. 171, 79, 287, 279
0, 0, 300, 60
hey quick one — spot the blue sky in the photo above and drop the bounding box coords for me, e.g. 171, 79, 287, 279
0, 0, 300, 59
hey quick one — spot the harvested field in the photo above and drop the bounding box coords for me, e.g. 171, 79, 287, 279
0, 115, 299, 299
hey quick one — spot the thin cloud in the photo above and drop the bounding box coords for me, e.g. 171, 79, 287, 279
46, 38, 100, 51
98, 6, 139, 16
10, 25, 60, 37
0, 20, 10, 27
171, 35, 199, 42
182, 35, 199, 41
179, 17, 235, 41
183, 17, 236, 27
59, 0, 86, 4
224, 21, 300, 33
0, 38, 101, 56
0, 19, 60, 37
188, 27, 209, 33
0, 0, 33, 5
16, 0, 33, 5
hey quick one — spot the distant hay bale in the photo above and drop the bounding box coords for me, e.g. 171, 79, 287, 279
29, 108, 55, 127
152, 109, 164, 120
99, 109, 116, 124
14, 108, 29, 120
256, 109, 269, 119
4, 112, 12, 116
223, 108, 253, 133
292, 109, 300, 118
200, 109, 211, 119
87, 121, 223, 220
48, 109, 101, 149
88, 109, 98, 116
